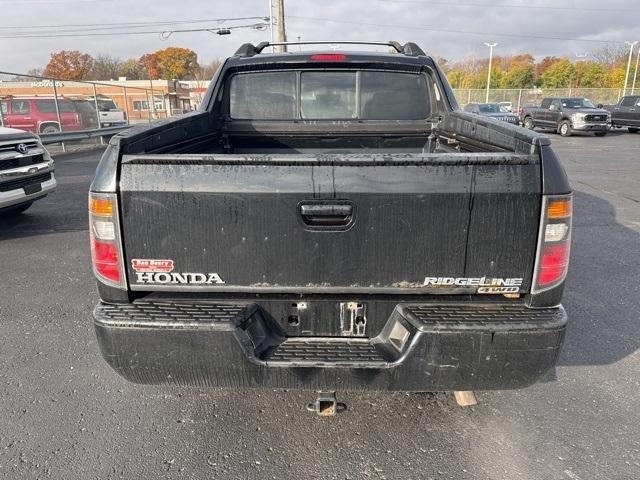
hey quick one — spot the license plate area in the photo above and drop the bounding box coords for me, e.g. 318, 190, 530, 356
260, 299, 393, 338
23, 183, 42, 195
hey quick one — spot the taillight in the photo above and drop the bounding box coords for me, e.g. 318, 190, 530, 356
532, 194, 572, 293
89, 192, 126, 288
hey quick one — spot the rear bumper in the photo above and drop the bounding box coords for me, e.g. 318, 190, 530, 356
93, 300, 567, 391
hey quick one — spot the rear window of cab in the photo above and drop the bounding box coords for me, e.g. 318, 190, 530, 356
229, 70, 432, 120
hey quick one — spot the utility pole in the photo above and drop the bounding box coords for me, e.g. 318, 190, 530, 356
632, 45, 640, 95
484, 43, 498, 103
623, 41, 637, 96
274, 0, 287, 53
267, 0, 274, 53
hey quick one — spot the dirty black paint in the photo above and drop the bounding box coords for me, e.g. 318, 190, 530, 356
119, 158, 539, 293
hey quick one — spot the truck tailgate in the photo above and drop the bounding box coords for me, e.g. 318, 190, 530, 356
118, 153, 540, 294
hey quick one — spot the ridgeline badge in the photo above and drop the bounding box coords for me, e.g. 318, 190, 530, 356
423, 277, 523, 294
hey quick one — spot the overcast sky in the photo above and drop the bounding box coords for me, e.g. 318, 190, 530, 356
0, 0, 638, 74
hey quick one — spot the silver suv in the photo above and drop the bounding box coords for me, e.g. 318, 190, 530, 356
0, 127, 56, 215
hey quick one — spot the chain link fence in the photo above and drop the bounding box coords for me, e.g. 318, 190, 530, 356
453, 88, 626, 110
0, 71, 191, 136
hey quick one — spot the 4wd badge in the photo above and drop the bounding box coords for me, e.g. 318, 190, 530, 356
131, 259, 225, 285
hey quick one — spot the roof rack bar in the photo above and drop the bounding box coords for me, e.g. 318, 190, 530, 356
234, 41, 426, 58
255, 41, 404, 54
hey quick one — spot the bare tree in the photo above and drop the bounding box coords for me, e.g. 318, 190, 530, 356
91, 54, 123, 81
591, 45, 628, 68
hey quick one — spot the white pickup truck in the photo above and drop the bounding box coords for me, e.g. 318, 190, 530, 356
91, 97, 127, 128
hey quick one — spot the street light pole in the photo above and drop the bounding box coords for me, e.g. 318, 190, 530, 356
632, 44, 640, 95
484, 42, 498, 103
623, 41, 637, 96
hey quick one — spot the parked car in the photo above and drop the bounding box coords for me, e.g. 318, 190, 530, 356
0, 96, 83, 134
521, 97, 610, 137
517, 103, 538, 122
89, 96, 127, 127
0, 126, 56, 215
463, 102, 519, 124
90, 41, 571, 403
69, 98, 100, 130
603, 95, 640, 133
498, 101, 513, 112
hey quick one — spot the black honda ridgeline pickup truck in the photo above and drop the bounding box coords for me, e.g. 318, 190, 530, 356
89, 42, 571, 395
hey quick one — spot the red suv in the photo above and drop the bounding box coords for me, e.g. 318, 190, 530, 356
0, 96, 84, 134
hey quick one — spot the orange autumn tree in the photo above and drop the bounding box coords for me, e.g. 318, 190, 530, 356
138, 53, 161, 79
138, 48, 199, 80
154, 47, 199, 79
43, 50, 94, 80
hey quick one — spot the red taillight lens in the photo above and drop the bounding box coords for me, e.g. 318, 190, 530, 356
89, 192, 126, 289
310, 53, 347, 62
91, 237, 121, 282
538, 244, 570, 286
533, 195, 572, 293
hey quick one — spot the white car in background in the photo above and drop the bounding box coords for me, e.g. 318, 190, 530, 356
499, 101, 513, 112
89, 96, 127, 128
0, 127, 56, 216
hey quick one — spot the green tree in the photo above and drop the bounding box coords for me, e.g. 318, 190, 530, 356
605, 67, 626, 88
575, 62, 606, 88
540, 59, 575, 88
501, 64, 535, 88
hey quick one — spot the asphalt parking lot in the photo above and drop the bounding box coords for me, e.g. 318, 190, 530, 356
0, 132, 638, 480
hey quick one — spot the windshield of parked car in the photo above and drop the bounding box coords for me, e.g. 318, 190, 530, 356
97, 99, 118, 111
478, 103, 508, 113
229, 70, 431, 120
562, 98, 597, 109
74, 101, 97, 113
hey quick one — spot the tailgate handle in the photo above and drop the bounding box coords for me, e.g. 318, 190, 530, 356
300, 203, 353, 229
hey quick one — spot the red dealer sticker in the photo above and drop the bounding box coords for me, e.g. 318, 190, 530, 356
131, 259, 174, 273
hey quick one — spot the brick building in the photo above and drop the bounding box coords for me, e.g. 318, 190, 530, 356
0, 78, 193, 123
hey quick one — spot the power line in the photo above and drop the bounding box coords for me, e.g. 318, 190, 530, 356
378, 0, 640, 13
0, 17, 268, 31
289, 16, 628, 45
0, 23, 268, 40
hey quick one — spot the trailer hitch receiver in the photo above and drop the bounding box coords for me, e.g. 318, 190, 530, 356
307, 392, 346, 416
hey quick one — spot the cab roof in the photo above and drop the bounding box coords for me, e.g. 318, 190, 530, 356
227, 41, 434, 68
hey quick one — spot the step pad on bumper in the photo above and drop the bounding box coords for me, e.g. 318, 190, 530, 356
402, 304, 566, 330
264, 337, 387, 367
95, 301, 249, 328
